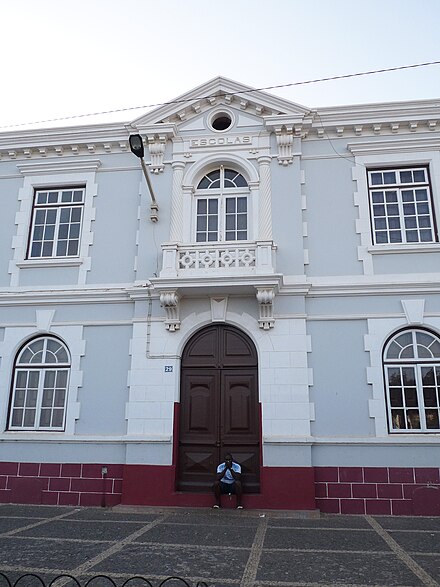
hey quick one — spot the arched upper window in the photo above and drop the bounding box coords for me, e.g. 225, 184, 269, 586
383, 329, 440, 432
195, 167, 249, 242
9, 336, 71, 431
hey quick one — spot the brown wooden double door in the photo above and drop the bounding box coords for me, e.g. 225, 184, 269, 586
177, 324, 260, 493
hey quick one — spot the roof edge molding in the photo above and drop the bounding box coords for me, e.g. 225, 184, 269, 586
130, 76, 312, 127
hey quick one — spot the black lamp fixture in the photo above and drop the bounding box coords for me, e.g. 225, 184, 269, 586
129, 134, 158, 222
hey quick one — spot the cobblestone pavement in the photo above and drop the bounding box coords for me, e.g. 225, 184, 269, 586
0, 504, 438, 587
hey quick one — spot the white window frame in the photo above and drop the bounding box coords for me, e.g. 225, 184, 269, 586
27, 186, 85, 259
367, 166, 437, 246
383, 329, 440, 434
349, 145, 440, 275
10, 160, 100, 286
193, 166, 250, 243
0, 317, 84, 437
9, 336, 71, 431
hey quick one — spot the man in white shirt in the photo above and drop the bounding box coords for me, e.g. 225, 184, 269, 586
213, 453, 243, 509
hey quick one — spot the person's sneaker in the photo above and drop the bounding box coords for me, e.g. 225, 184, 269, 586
237, 505, 243, 509
212, 504, 221, 509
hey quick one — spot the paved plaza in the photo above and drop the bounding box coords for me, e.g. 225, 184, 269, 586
0, 504, 438, 587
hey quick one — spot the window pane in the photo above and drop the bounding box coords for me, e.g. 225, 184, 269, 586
15, 371, 27, 388
56, 370, 68, 387
56, 241, 68, 257
388, 217, 401, 229
386, 342, 401, 359
30, 242, 42, 257
44, 370, 56, 387
197, 177, 210, 189
61, 190, 73, 203
52, 409, 64, 428
389, 231, 402, 243
404, 388, 418, 407
415, 188, 428, 201
197, 217, 207, 231
237, 215, 247, 230
54, 389, 66, 408
420, 230, 433, 242
389, 388, 402, 407
385, 191, 398, 203
387, 367, 401, 386
208, 199, 218, 214
370, 173, 383, 185
400, 171, 413, 183
197, 199, 207, 214
14, 389, 26, 408
237, 198, 247, 213
24, 409, 36, 427
226, 199, 236, 213
26, 389, 38, 408
423, 387, 437, 407
36, 192, 48, 205
42, 242, 54, 256
67, 240, 79, 256
28, 371, 40, 387
71, 208, 82, 222
372, 192, 384, 203
11, 409, 24, 427
383, 172, 396, 184
413, 170, 426, 182
208, 217, 218, 231
406, 410, 421, 429
422, 367, 435, 385
42, 389, 54, 407
391, 409, 405, 429
40, 409, 51, 427
60, 208, 71, 223
425, 410, 439, 429
225, 216, 235, 230
70, 224, 80, 238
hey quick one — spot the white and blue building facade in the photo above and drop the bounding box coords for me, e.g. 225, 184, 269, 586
0, 77, 439, 514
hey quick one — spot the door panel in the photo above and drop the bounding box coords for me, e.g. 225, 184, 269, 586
221, 371, 259, 441
178, 325, 260, 493
180, 371, 218, 444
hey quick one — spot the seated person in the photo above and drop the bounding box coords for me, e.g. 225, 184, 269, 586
213, 453, 243, 509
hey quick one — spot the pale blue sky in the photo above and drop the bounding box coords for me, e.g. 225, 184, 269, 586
1, 0, 440, 129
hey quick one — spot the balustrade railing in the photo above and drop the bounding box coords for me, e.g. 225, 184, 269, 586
160, 241, 276, 278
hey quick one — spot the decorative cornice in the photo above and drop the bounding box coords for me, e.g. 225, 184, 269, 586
16, 158, 102, 175
347, 136, 440, 155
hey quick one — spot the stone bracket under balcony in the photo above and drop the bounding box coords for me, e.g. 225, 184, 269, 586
160, 241, 277, 279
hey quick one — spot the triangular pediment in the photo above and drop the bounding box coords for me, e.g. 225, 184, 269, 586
129, 76, 310, 129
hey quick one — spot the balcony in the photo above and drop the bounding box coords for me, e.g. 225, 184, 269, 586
159, 241, 277, 279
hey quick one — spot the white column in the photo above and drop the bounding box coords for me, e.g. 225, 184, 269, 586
258, 156, 273, 241
169, 161, 185, 242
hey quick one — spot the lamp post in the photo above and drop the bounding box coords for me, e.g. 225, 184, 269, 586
129, 134, 159, 222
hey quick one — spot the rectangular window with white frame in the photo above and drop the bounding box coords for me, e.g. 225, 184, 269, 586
27, 186, 85, 259
367, 166, 438, 245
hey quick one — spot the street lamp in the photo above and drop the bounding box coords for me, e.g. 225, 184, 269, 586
129, 134, 159, 222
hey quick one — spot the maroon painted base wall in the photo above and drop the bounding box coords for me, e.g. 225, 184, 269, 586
121, 465, 316, 510
0, 462, 123, 507
1, 461, 439, 515
315, 466, 440, 516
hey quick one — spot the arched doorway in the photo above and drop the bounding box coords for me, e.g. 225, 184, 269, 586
177, 324, 260, 493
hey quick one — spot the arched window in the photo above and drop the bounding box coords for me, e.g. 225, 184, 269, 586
195, 166, 249, 242
383, 329, 440, 432
9, 336, 71, 431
